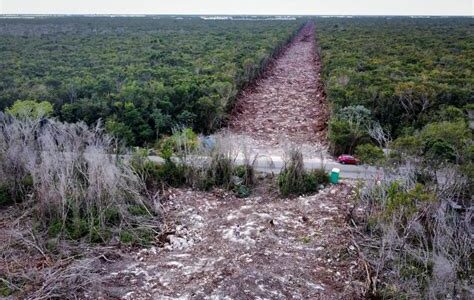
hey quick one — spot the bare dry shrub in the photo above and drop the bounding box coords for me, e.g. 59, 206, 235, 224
0, 114, 157, 239
353, 161, 472, 299
173, 131, 257, 191
27, 257, 103, 300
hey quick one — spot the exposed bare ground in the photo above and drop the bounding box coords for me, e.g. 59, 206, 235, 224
0, 182, 366, 299
0, 23, 366, 300
229, 22, 329, 149
100, 181, 365, 299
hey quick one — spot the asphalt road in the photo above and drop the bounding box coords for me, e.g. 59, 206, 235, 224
148, 155, 380, 180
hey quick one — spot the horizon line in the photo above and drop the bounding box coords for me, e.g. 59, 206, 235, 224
1, 13, 473, 17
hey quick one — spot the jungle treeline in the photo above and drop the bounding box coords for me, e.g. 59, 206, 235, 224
0, 16, 303, 145
316, 17, 473, 160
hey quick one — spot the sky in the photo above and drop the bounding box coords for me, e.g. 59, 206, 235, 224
1, 0, 473, 16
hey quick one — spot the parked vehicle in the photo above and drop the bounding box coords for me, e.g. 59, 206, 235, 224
336, 155, 359, 165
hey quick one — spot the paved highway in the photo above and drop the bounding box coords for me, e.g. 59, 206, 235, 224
148, 155, 381, 180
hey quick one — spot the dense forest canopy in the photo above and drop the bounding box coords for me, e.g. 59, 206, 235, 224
316, 17, 473, 155
0, 16, 303, 145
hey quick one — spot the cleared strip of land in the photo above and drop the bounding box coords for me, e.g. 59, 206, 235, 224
229, 22, 329, 147
97, 23, 364, 299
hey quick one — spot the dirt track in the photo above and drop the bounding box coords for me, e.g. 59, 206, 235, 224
230, 22, 329, 147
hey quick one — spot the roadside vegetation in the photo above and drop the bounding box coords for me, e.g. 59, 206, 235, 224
351, 159, 471, 299
0, 16, 303, 146
278, 147, 329, 196
133, 128, 258, 197
0, 112, 261, 297
316, 17, 473, 299
317, 17, 473, 158
1, 16, 472, 299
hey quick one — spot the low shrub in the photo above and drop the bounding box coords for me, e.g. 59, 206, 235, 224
119, 228, 154, 246
234, 164, 256, 187
278, 149, 329, 196
156, 127, 199, 159
355, 143, 385, 165
355, 163, 472, 299
190, 154, 235, 191
0, 184, 12, 206
0, 280, 13, 297
156, 160, 187, 187
0, 114, 159, 244
152, 132, 256, 196
234, 184, 251, 198
208, 154, 234, 187
309, 168, 330, 185
131, 149, 187, 189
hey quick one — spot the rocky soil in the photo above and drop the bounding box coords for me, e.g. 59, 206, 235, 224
229, 22, 329, 149
101, 181, 365, 299
94, 22, 364, 300
0, 22, 365, 300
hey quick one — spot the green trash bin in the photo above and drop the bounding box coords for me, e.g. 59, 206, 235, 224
330, 168, 340, 184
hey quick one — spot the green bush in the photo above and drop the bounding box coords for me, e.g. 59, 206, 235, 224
45, 200, 153, 244
278, 150, 329, 196
6, 100, 53, 119
424, 139, 457, 163
355, 144, 385, 165
128, 205, 150, 216
0, 175, 33, 207
66, 217, 89, 240
0, 280, 14, 297
89, 227, 112, 244
234, 185, 251, 198
205, 154, 234, 188
47, 218, 63, 237
328, 118, 354, 155
233, 164, 255, 187
119, 230, 134, 244
392, 120, 472, 165
279, 170, 324, 197
329, 117, 371, 155
391, 135, 423, 156
156, 128, 198, 158
119, 228, 154, 246
131, 149, 187, 188
436, 105, 466, 122
233, 165, 247, 178
0, 184, 12, 207
420, 121, 470, 159
309, 168, 330, 185
155, 160, 187, 187
104, 207, 121, 226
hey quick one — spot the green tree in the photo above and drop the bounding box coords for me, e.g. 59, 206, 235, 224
329, 105, 373, 155
105, 118, 135, 145
436, 105, 465, 122
6, 100, 53, 119
355, 144, 385, 165
420, 121, 470, 156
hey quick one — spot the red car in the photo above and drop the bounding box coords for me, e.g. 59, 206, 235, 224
337, 155, 359, 165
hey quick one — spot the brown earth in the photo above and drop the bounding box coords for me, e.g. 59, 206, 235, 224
0, 23, 366, 300
229, 22, 329, 147
0, 182, 366, 299
100, 181, 366, 299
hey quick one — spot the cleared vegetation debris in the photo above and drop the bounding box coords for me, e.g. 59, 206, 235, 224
229, 22, 329, 148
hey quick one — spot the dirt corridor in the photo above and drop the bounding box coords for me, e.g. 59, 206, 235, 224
99, 23, 364, 299
102, 184, 365, 299
229, 22, 329, 148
